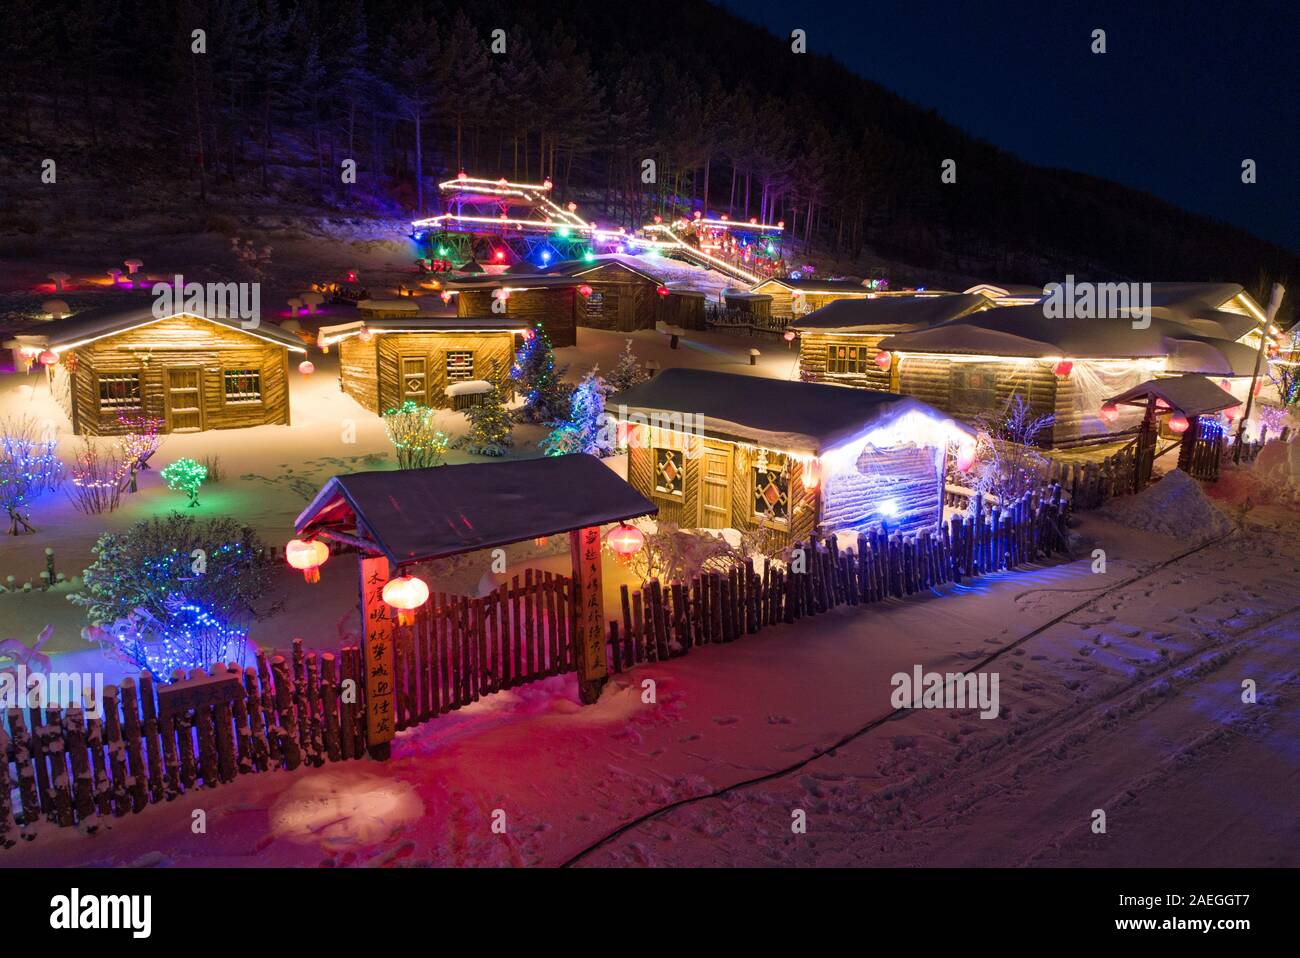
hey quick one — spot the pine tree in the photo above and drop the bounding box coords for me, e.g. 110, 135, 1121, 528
511, 323, 571, 423
606, 338, 648, 393
540, 371, 615, 458
465, 364, 514, 457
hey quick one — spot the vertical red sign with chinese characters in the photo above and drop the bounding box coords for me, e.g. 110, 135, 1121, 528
359, 555, 396, 754
569, 526, 608, 702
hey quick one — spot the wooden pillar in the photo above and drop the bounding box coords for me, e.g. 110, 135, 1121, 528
569, 526, 609, 705
358, 555, 396, 759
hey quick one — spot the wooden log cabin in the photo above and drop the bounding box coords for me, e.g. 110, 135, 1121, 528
318, 304, 529, 414
445, 275, 578, 347
791, 293, 991, 392
876, 285, 1266, 448
5, 305, 307, 435
610, 368, 974, 546
749, 277, 877, 319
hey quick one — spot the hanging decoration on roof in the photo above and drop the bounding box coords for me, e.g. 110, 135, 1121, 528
1168, 412, 1190, 434
1099, 401, 1120, 424
874, 349, 892, 370
606, 523, 644, 558
1053, 360, 1073, 377
382, 574, 429, 626
286, 538, 329, 583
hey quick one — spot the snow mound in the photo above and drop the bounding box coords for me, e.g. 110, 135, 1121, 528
1100, 469, 1232, 540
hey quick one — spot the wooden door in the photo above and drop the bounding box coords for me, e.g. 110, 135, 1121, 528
700, 443, 732, 529
165, 367, 204, 432
617, 290, 637, 332
400, 356, 428, 406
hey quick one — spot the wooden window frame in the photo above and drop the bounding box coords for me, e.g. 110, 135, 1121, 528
445, 350, 475, 382
222, 367, 263, 405
826, 344, 870, 376
752, 453, 792, 524
96, 370, 143, 411
653, 446, 684, 498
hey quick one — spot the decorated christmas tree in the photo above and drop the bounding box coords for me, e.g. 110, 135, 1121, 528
511, 324, 571, 423
465, 364, 515, 457
540, 370, 616, 458
606, 338, 649, 393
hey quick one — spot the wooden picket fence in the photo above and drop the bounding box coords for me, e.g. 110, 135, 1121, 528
391, 570, 574, 730
705, 304, 791, 339
605, 484, 1070, 672
0, 640, 365, 847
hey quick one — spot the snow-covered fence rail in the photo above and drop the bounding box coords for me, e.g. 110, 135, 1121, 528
605, 484, 1070, 672
0, 639, 365, 848
391, 571, 575, 731
704, 305, 790, 339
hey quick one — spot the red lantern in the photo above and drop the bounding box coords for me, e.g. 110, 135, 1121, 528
1168, 412, 1190, 434
457, 170, 468, 180
800, 458, 821, 491
1053, 360, 1073, 377
542, 178, 553, 190
874, 349, 892, 370
440, 290, 453, 303
285, 539, 329, 583
494, 249, 506, 261
1155, 397, 1171, 409
1099, 401, 1120, 424
656, 285, 670, 298
1253, 379, 1264, 396
37, 350, 59, 367
783, 330, 796, 342
383, 575, 429, 626
298, 361, 315, 375
606, 523, 644, 557
577, 284, 593, 297
1224, 404, 1240, 422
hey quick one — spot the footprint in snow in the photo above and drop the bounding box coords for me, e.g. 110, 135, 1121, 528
767, 715, 793, 725
713, 715, 739, 726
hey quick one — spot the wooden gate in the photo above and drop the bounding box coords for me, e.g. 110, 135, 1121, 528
387, 570, 575, 731
165, 367, 204, 432
1178, 417, 1225, 481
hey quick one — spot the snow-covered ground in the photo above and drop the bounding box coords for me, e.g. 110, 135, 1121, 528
3, 473, 1298, 867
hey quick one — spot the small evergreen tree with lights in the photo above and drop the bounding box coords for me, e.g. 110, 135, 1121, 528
511, 323, 571, 423
540, 370, 616, 458
606, 339, 649, 393
464, 363, 515, 456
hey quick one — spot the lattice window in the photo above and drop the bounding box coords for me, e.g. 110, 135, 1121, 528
223, 368, 262, 403
950, 366, 997, 408
98, 372, 141, 410
654, 447, 684, 497
826, 344, 870, 375
753, 453, 790, 521
586, 291, 604, 315
445, 350, 475, 381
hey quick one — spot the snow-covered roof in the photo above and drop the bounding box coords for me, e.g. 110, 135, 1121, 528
790, 293, 990, 334
4, 303, 308, 353
317, 316, 529, 348
357, 299, 419, 312
295, 455, 657, 565
442, 274, 581, 291
963, 283, 1045, 300
877, 304, 1259, 374
1105, 374, 1242, 417
536, 256, 665, 285
753, 278, 870, 295
609, 368, 972, 456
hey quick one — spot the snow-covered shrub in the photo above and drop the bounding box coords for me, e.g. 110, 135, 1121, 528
67, 438, 130, 515
967, 395, 1054, 505
383, 401, 450, 469
71, 513, 280, 630
0, 416, 66, 534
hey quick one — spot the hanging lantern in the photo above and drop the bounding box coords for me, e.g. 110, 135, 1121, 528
1155, 397, 1171, 409
567, 202, 577, 212
298, 361, 315, 375
956, 440, 977, 473
358, 327, 373, 343
37, 350, 59, 367
1224, 404, 1241, 422
383, 575, 429, 626
800, 458, 821, 491
874, 349, 892, 370
1053, 360, 1073, 377
1099, 401, 1120, 424
783, 329, 796, 342
457, 170, 468, 180
656, 285, 670, 298
606, 523, 644, 557
543, 178, 553, 190
1168, 412, 1190, 434
577, 284, 593, 298
1253, 379, 1264, 396
285, 538, 329, 583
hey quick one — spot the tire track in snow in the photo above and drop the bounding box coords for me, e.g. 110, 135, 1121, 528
559, 535, 1229, 867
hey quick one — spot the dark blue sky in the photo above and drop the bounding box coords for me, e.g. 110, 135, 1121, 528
730, 0, 1299, 253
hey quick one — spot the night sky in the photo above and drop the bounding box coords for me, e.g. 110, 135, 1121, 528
730, 0, 1300, 253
